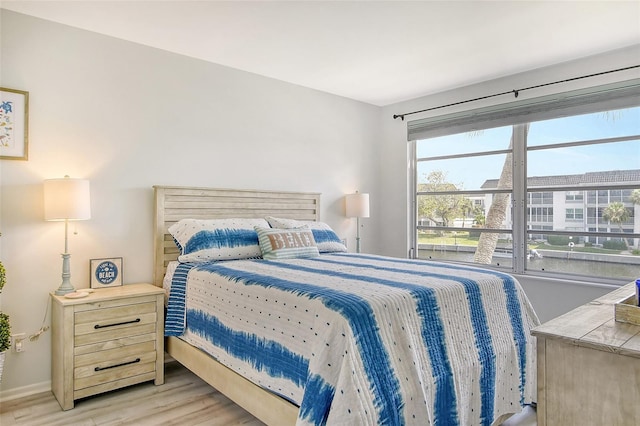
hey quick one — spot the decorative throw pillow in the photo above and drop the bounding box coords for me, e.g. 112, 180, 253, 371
168, 218, 269, 262
265, 216, 347, 253
255, 226, 320, 260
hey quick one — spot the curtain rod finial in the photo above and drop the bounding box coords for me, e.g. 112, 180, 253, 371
393, 114, 405, 121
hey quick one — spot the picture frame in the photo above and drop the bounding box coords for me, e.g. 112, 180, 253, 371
90, 257, 123, 289
0, 87, 29, 161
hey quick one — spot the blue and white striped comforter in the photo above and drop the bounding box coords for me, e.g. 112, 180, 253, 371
165, 253, 539, 426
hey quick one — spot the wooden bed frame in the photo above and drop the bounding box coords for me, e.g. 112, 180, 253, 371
153, 185, 321, 425
152, 186, 529, 425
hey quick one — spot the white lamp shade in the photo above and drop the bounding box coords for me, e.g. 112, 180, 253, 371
44, 177, 91, 221
345, 193, 370, 218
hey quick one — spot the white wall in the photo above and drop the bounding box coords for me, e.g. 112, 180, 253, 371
378, 44, 640, 321
0, 10, 381, 395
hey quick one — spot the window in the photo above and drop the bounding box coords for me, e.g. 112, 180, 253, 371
530, 207, 553, 222
529, 192, 553, 205
565, 208, 584, 220
566, 192, 584, 202
410, 80, 640, 282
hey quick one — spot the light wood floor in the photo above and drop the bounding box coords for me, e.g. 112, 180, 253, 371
0, 362, 264, 426
1, 361, 536, 425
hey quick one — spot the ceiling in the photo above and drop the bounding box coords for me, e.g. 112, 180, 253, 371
2, 1, 639, 106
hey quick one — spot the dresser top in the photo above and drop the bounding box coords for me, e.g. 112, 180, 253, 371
532, 281, 640, 358
51, 283, 165, 306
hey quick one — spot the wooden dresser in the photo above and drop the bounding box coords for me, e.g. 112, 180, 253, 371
51, 283, 165, 410
532, 282, 640, 426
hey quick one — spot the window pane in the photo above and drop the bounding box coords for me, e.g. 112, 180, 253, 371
527, 139, 639, 182
565, 191, 583, 202
524, 106, 640, 280
416, 126, 512, 157
526, 233, 640, 281
416, 124, 514, 197
417, 230, 513, 269
527, 106, 640, 147
417, 153, 511, 192
416, 194, 509, 229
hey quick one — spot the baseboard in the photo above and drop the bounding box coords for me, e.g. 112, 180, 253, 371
0, 380, 51, 402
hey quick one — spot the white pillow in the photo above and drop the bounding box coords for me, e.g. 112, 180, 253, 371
265, 216, 347, 253
169, 218, 269, 262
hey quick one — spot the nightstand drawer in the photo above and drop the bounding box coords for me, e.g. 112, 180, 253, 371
74, 352, 157, 390
75, 301, 157, 324
73, 354, 156, 391
74, 311, 157, 338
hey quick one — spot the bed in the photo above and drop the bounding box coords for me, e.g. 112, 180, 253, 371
153, 185, 539, 426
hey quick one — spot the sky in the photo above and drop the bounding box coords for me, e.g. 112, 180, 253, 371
416, 106, 640, 189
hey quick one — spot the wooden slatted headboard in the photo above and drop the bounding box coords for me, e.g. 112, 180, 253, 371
153, 185, 321, 287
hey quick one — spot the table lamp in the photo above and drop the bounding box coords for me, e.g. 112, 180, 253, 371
44, 176, 91, 295
345, 191, 370, 253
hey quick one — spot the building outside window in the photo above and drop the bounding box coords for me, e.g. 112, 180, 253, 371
410, 81, 640, 283
566, 208, 584, 221
566, 191, 584, 202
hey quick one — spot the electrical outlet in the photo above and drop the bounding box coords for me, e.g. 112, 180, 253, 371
11, 333, 26, 352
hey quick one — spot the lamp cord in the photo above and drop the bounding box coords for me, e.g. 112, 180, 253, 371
29, 297, 50, 341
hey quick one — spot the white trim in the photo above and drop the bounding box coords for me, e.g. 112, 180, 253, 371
408, 140, 417, 258
512, 124, 527, 274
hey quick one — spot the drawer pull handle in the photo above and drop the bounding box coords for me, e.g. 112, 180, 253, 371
94, 358, 141, 372
94, 318, 141, 329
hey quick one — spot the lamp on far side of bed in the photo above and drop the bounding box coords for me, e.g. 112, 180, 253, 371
345, 191, 370, 253
44, 176, 91, 295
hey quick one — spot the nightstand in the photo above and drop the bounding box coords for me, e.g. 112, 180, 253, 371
51, 283, 165, 410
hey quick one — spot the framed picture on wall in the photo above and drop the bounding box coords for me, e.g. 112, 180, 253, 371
0, 87, 29, 161
90, 257, 123, 289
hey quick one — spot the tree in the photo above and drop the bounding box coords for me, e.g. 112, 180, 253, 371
473, 124, 528, 264
459, 198, 474, 228
602, 201, 631, 250
418, 171, 465, 227
473, 206, 486, 226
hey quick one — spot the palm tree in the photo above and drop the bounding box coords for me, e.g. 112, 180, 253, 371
602, 201, 631, 250
473, 124, 528, 264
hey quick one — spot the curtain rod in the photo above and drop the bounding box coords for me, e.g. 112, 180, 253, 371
392, 64, 640, 121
